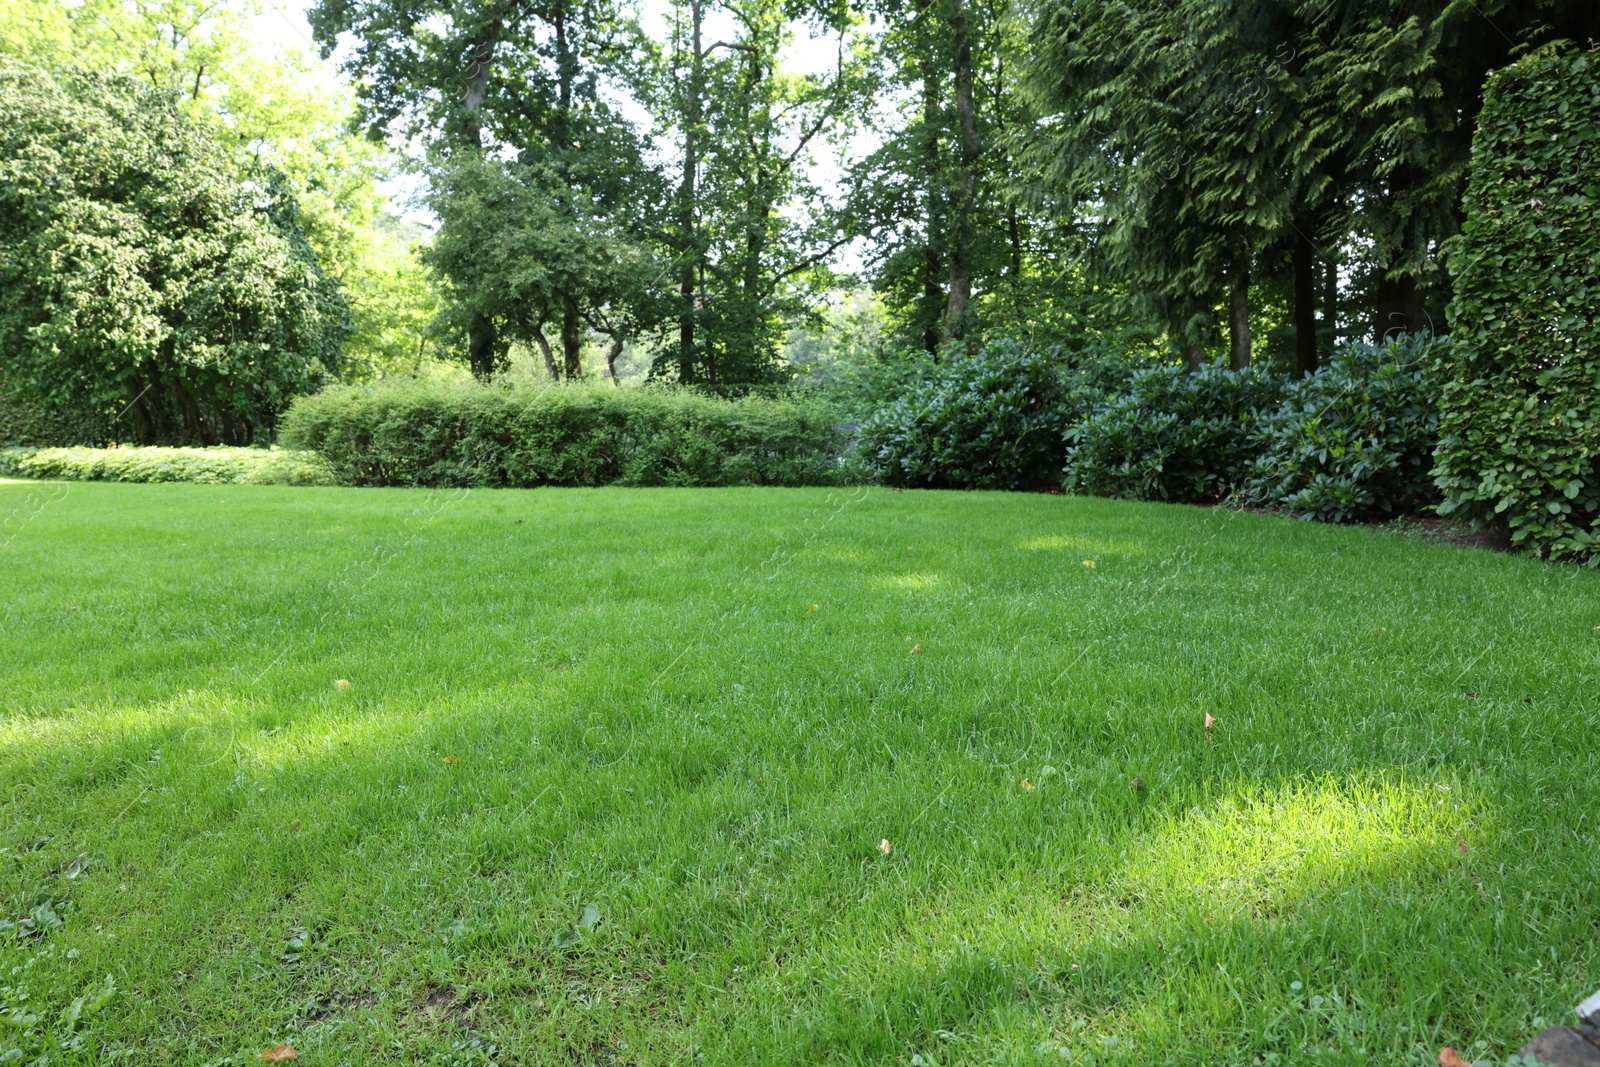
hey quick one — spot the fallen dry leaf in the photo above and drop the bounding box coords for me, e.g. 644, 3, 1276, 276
1131, 776, 1147, 791
878, 839, 892, 856
1456, 836, 1468, 855
334, 679, 351, 691
443, 756, 458, 765
1082, 559, 1096, 569
1022, 778, 1035, 792
910, 645, 922, 654
1204, 713, 1216, 736
258, 1047, 298, 1062
1438, 1048, 1469, 1067
809, 604, 819, 612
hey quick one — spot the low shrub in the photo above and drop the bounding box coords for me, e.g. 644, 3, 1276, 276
1242, 337, 1440, 522
1432, 45, 1600, 561
1064, 364, 1283, 502
859, 340, 1091, 490
278, 380, 854, 488
0, 446, 336, 484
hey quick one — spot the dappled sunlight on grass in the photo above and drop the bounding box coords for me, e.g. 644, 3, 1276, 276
1120, 773, 1478, 919
1017, 533, 1149, 559
0, 485, 1595, 1065
874, 571, 947, 592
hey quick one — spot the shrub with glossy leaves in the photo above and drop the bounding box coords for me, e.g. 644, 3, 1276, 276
859, 341, 1087, 490
1064, 363, 1282, 502
1242, 337, 1440, 522
1432, 46, 1600, 561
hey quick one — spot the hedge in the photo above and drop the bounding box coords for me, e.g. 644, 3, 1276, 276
1433, 45, 1600, 561
278, 380, 856, 488
0, 446, 336, 484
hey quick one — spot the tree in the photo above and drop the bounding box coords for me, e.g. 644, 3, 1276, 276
0, 0, 440, 380
311, 0, 659, 380
0, 62, 346, 443
644, 0, 873, 384
1025, 0, 1600, 370
423, 157, 662, 381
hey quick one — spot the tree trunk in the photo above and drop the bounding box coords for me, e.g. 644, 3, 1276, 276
677, 0, 704, 382
605, 334, 625, 383
462, 17, 501, 377
532, 327, 560, 381
1322, 250, 1338, 355
944, 0, 977, 340
468, 313, 497, 380
917, 0, 942, 358
1294, 223, 1318, 377
1229, 264, 1251, 370
561, 295, 583, 379
1373, 273, 1424, 343
1183, 344, 1204, 371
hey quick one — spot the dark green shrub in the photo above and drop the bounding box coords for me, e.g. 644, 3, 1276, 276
1064, 364, 1283, 502
859, 340, 1089, 490
278, 379, 853, 488
1432, 46, 1600, 561
1242, 337, 1440, 522
0, 376, 102, 446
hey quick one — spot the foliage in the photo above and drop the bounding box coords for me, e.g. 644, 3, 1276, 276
0, 0, 443, 384
423, 156, 663, 381
0, 62, 347, 444
859, 340, 1085, 490
279, 380, 855, 487
1024, 0, 1600, 361
0, 446, 336, 485
0, 377, 102, 447
1064, 363, 1283, 502
1433, 45, 1600, 563
1243, 337, 1441, 523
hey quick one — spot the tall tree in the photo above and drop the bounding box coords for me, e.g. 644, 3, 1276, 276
312, 0, 657, 379
648, 0, 871, 383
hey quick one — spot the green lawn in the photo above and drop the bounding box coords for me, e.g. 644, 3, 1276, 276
2, 483, 1597, 1066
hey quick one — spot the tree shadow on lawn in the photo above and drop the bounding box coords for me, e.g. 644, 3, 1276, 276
4, 686, 1597, 1066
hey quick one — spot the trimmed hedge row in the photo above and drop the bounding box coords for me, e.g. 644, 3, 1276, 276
0, 446, 336, 484
278, 380, 857, 488
1433, 45, 1600, 561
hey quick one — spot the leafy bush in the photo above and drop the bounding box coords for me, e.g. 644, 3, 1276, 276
1064, 364, 1283, 502
859, 340, 1088, 490
0, 446, 336, 485
279, 380, 854, 488
1432, 45, 1600, 561
1241, 337, 1441, 522
0, 61, 346, 446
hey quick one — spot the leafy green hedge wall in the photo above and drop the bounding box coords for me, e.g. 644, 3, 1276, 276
279, 381, 856, 488
1433, 46, 1600, 561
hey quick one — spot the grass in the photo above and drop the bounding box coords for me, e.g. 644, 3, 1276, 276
1, 482, 1597, 1066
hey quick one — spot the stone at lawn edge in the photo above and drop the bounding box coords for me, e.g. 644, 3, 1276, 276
1519, 1025, 1600, 1067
